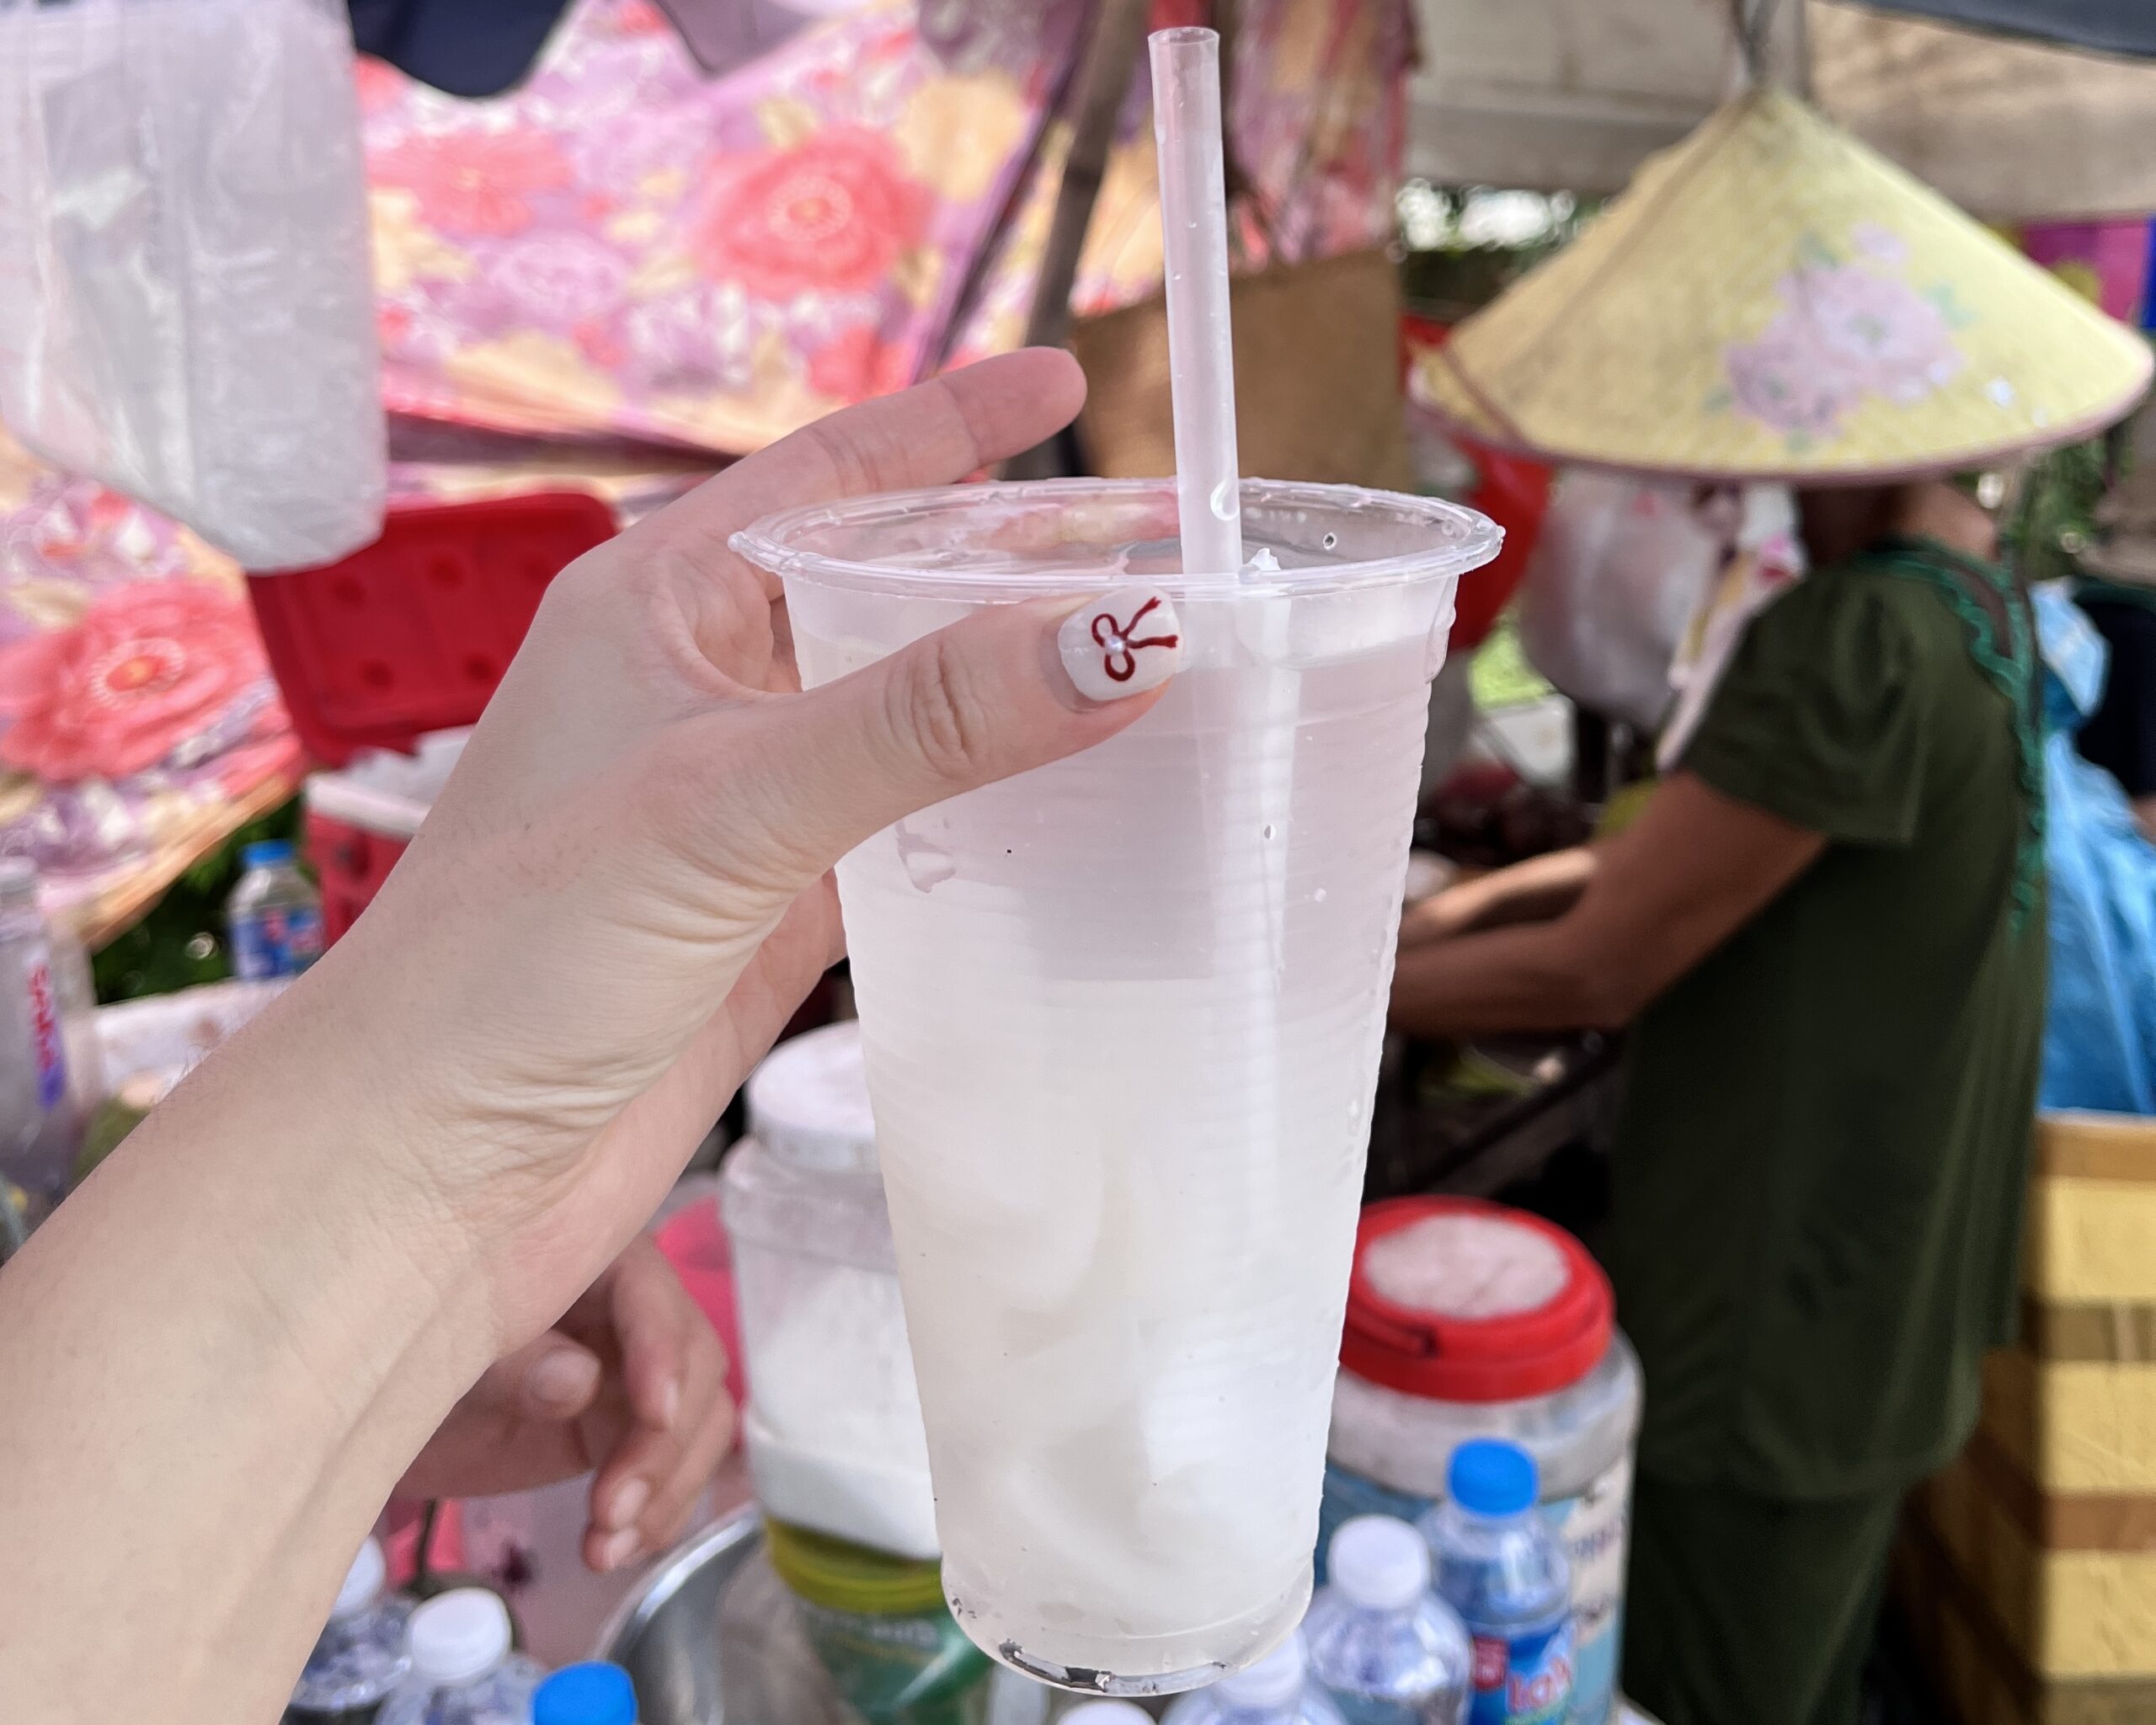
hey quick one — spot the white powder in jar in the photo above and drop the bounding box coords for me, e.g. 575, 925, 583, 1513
744, 1263, 939, 1560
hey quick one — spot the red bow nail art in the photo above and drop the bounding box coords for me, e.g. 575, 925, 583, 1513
1090, 596, 1182, 684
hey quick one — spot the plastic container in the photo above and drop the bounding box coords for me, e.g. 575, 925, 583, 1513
1324, 1199, 1639, 1725
1163, 1632, 1347, 1725
1428, 1444, 1572, 1725
1303, 1516, 1470, 1725
226, 840, 325, 980
304, 728, 471, 943
721, 1021, 937, 1560
376, 1589, 543, 1725
532, 1662, 639, 1725
289, 1538, 414, 1719
0, 857, 102, 1220
736, 476, 1498, 1694
765, 1518, 995, 1724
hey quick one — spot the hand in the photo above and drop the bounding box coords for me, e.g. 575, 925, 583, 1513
304, 350, 1165, 1360
398, 1238, 734, 1573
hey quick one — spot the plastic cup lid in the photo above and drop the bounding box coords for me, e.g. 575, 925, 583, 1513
1059, 1705, 1155, 1725
1341, 1197, 1614, 1404
407, 1589, 511, 1686
1327, 1515, 1431, 1612
732, 478, 1501, 602
329, 1538, 386, 1621
533, 1661, 638, 1725
1218, 1631, 1309, 1708
745, 1022, 878, 1174
1449, 1438, 1540, 1518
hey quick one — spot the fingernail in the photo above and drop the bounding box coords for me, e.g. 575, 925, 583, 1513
1057, 585, 1182, 703
597, 1527, 642, 1572
655, 1376, 681, 1432
525, 1348, 600, 1412
606, 1477, 651, 1530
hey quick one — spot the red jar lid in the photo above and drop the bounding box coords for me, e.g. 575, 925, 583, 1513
1340, 1197, 1614, 1404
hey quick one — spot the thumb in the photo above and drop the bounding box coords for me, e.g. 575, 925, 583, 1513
727, 585, 1182, 886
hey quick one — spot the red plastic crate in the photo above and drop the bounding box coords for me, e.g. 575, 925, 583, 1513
248, 492, 616, 768
248, 493, 617, 938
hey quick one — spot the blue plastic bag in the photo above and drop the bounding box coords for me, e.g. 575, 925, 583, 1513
2036, 585, 2156, 1116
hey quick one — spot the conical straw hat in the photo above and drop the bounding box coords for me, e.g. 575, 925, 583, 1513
1413, 88, 2152, 486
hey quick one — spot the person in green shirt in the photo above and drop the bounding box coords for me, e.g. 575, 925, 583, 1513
1392, 77, 2148, 1725
1391, 477, 2043, 1725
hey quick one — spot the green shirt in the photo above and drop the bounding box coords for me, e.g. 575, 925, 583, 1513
1606, 539, 2045, 1499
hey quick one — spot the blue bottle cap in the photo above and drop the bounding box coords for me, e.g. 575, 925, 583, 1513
533, 1661, 638, 1725
1447, 1438, 1540, 1517
242, 840, 296, 869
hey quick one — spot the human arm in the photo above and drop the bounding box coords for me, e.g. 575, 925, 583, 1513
1389, 772, 1824, 1039
0, 352, 1161, 1725
1396, 846, 1598, 949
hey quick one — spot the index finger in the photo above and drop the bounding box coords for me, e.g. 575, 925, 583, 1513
642, 349, 1089, 593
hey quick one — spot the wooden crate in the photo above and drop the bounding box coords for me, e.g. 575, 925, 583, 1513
1897, 1112, 2156, 1725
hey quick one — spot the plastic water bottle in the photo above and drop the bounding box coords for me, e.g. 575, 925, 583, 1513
376, 1589, 543, 1725
226, 839, 324, 980
1427, 1441, 1572, 1725
289, 1538, 413, 1720
1163, 1631, 1347, 1725
532, 1662, 640, 1725
0, 857, 99, 1223
1304, 1516, 1471, 1725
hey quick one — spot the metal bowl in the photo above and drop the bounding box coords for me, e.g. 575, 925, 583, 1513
595, 1509, 762, 1725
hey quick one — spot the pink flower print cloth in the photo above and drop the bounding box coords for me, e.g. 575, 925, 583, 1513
0, 433, 304, 938
365, 0, 1084, 453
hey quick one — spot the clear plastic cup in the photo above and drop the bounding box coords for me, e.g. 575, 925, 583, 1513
734, 478, 1498, 1696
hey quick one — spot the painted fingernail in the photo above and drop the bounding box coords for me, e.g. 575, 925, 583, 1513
525, 1348, 600, 1413
597, 1527, 641, 1572
1057, 585, 1183, 703
606, 1477, 651, 1530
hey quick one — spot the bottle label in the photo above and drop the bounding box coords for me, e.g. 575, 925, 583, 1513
24, 955, 64, 1110
1469, 1617, 1572, 1725
1322, 1453, 1634, 1725
1556, 1455, 1632, 1725
231, 904, 324, 980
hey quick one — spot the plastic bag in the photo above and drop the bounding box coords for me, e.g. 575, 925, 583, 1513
1513, 472, 1731, 731
2036, 585, 2156, 1117
0, 0, 384, 569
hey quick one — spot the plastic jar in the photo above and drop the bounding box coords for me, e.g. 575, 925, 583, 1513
1321, 1199, 1641, 1725
720, 1022, 939, 1560
766, 1519, 994, 1725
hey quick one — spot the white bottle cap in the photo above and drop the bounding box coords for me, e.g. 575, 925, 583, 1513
1327, 1515, 1431, 1613
1218, 1631, 1310, 1709
329, 1538, 387, 1621
407, 1588, 512, 1686
746, 1021, 878, 1173
1060, 1706, 1154, 1725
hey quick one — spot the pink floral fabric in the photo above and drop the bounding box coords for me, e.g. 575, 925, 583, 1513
949, 0, 1415, 365
1721, 226, 1967, 447
366, 0, 1412, 451
0, 434, 303, 935
366, 0, 1085, 451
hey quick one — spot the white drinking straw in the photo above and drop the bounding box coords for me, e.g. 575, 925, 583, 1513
1150, 26, 1244, 579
